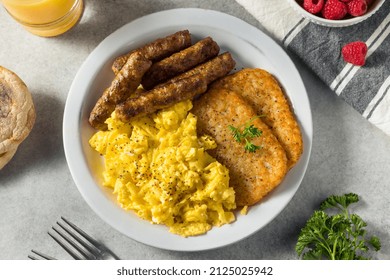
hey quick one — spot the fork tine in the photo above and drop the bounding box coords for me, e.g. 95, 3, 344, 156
51, 226, 96, 260
31, 249, 56, 260
60, 217, 101, 247
46, 217, 119, 260
57, 220, 100, 256
48, 231, 83, 260
61, 217, 120, 260
28, 250, 56, 260
56, 220, 100, 258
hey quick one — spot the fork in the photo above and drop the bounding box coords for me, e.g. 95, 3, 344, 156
29, 217, 119, 260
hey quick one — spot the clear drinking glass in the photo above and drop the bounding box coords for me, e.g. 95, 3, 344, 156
1, 0, 84, 37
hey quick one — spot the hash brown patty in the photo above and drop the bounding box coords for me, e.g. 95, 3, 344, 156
210, 68, 303, 169
192, 88, 288, 206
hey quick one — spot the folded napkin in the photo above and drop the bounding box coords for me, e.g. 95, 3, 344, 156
235, 0, 390, 136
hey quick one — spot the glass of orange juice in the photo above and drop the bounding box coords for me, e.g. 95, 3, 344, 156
1, 0, 84, 37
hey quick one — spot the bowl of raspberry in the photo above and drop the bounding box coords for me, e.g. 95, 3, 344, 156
287, 0, 385, 27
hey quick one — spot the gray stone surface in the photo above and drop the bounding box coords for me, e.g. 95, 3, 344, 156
0, 0, 389, 260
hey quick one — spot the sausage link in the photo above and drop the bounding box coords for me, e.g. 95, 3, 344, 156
168, 52, 236, 85
115, 74, 208, 122
89, 51, 152, 130
112, 30, 191, 74
141, 37, 220, 90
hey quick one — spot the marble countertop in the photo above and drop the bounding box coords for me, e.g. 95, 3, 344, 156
1, 0, 389, 260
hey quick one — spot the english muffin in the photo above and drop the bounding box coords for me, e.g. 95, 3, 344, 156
0, 66, 35, 169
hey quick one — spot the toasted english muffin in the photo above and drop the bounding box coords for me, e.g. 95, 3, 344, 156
210, 68, 303, 169
192, 88, 288, 206
0, 66, 35, 169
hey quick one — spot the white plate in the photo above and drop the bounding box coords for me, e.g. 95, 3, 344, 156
63, 8, 312, 251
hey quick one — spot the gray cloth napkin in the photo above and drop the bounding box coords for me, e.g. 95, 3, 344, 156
236, 0, 390, 136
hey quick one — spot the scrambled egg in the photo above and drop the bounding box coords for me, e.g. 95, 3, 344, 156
89, 100, 236, 237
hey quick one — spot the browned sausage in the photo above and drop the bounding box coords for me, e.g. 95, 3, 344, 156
115, 74, 208, 122
167, 52, 236, 85
141, 37, 220, 90
112, 30, 191, 74
89, 51, 152, 130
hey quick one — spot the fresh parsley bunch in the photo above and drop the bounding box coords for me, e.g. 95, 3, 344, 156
296, 193, 381, 260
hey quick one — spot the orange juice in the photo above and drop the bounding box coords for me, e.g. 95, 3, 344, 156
1, 0, 84, 37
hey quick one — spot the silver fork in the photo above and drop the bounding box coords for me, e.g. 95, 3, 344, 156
29, 217, 119, 260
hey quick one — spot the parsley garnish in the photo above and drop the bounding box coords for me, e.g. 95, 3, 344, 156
228, 116, 262, 153
296, 193, 381, 260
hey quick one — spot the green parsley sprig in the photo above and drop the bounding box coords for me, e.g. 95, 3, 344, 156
296, 193, 381, 260
228, 116, 263, 153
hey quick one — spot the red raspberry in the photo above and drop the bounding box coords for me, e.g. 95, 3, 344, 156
322, 0, 348, 20
340, 0, 353, 2
347, 0, 368, 16
303, 0, 325, 14
341, 41, 368, 66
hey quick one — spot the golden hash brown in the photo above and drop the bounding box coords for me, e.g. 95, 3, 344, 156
192, 88, 288, 206
210, 68, 303, 169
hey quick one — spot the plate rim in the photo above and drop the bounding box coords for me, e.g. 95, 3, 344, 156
63, 8, 313, 252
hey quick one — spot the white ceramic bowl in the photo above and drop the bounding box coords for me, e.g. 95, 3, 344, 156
63, 8, 313, 251
287, 0, 385, 27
